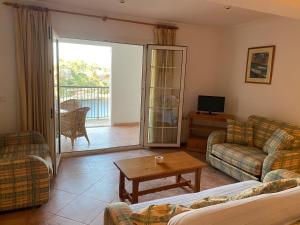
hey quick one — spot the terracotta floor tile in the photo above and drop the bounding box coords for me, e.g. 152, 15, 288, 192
0, 209, 52, 225
45, 215, 86, 225
82, 181, 118, 203
61, 125, 140, 153
0, 149, 236, 225
90, 212, 104, 225
53, 173, 100, 194
59, 161, 92, 176
56, 196, 107, 224
41, 189, 78, 214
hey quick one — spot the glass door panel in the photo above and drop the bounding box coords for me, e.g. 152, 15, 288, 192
164, 89, 180, 108
163, 109, 178, 127
148, 128, 163, 144
149, 88, 164, 108
144, 45, 187, 147
162, 128, 178, 144
148, 108, 164, 127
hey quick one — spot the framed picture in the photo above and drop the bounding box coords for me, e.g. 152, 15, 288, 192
245, 45, 275, 84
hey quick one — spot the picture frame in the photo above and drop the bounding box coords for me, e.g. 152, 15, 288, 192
245, 45, 275, 84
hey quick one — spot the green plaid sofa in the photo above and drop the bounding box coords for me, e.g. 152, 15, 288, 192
104, 170, 300, 225
206, 115, 300, 181
0, 131, 53, 211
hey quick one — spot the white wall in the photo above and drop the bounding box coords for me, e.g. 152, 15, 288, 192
0, 5, 223, 135
217, 17, 300, 125
110, 43, 143, 125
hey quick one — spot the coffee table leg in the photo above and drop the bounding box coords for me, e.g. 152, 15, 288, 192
194, 169, 201, 192
119, 172, 125, 200
132, 180, 139, 204
176, 175, 182, 183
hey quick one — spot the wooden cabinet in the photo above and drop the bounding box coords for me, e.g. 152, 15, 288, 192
187, 112, 234, 153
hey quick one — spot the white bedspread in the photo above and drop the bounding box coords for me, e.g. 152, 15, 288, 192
169, 186, 300, 225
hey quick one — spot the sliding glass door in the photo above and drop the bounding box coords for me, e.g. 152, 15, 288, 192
144, 45, 187, 147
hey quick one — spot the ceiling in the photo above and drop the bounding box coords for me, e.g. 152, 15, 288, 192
30, 0, 273, 26
210, 0, 300, 20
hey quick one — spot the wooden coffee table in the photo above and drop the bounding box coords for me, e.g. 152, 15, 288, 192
114, 151, 207, 204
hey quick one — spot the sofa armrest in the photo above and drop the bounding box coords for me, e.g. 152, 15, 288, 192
262, 149, 300, 179
0, 131, 45, 147
0, 156, 50, 211
263, 169, 300, 183
104, 202, 133, 225
206, 130, 226, 162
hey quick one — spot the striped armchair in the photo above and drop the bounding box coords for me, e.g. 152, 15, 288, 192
0, 131, 53, 211
207, 115, 300, 181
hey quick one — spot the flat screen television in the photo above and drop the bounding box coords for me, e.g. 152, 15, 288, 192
198, 95, 225, 114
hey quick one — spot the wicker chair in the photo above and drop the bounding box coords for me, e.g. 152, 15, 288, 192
60, 99, 80, 111
61, 107, 90, 147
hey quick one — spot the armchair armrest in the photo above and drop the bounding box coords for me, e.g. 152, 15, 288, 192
206, 130, 226, 162
0, 131, 45, 147
263, 169, 300, 183
262, 149, 300, 179
104, 202, 133, 225
0, 156, 50, 211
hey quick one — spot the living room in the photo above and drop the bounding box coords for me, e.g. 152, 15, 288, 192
1, 0, 300, 225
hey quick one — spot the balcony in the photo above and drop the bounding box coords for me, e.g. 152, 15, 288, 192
60, 85, 110, 126
59, 86, 140, 152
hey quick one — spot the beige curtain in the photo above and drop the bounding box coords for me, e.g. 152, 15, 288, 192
14, 6, 51, 142
154, 27, 176, 45
149, 26, 177, 144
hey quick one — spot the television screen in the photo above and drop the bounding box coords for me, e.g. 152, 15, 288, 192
198, 95, 225, 114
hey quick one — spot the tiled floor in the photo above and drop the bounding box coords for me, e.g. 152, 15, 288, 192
0, 149, 236, 225
85, 119, 111, 128
61, 125, 140, 153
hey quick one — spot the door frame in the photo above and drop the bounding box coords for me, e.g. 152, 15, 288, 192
52, 37, 147, 157
54, 38, 62, 171
48, 29, 62, 174
139, 44, 148, 147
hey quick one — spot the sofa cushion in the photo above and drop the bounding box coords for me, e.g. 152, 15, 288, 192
190, 196, 230, 209
130, 181, 260, 212
226, 119, 254, 146
233, 178, 298, 200
263, 129, 295, 154
263, 169, 300, 183
212, 143, 267, 176
130, 204, 191, 225
209, 155, 259, 181
248, 115, 300, 149
168, 186, 300, 225
191, 178, 297, 210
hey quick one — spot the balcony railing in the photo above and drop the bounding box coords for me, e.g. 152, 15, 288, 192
60, 86, 110, 119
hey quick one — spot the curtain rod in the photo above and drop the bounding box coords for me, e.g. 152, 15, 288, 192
3, 1, 178, 29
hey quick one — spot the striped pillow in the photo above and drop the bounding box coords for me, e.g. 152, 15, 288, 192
226, 119, 254, 146
263, 129, 295, 154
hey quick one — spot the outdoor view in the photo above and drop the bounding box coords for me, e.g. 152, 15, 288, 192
58, 41, 142, 152
59, 42, 112, 125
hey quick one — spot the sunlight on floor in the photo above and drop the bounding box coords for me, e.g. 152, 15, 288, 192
61, 124, 140, 152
